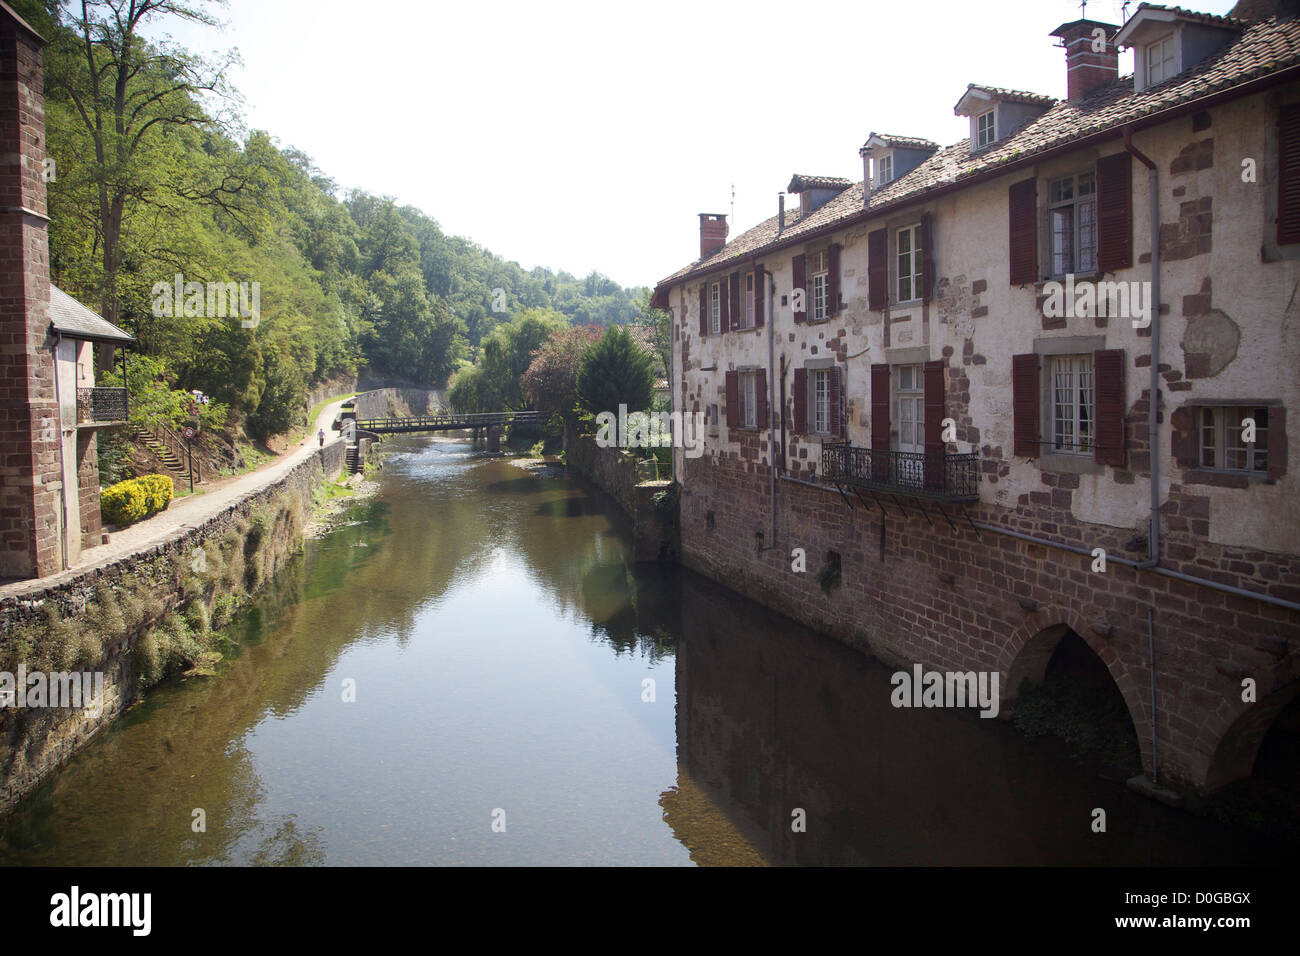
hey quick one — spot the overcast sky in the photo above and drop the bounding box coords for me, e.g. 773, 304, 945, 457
143, 0, 1240, 290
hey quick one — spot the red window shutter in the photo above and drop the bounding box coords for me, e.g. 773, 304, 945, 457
1097, 152, 1133, 272
871, 363, 890, 481
698, 284, 707, 336
868, 228, 888, 310
792, 367, 808, 435
718, 277, 729, 333
756, 369, 769, 431
725, 371, 739, 428
1093, 349, 1126, 467
792, 254, 806, 323
829, 367, 843, 437
827, 243, 841, 317
1278, 105, 1300, 245
1266, 406, 1287, 479
1012, 353, 1040, 458
923, 359, 945, 489
753, 264, 765, 328
919, 214, 934, 302
728, 271, 740, 330
1008, 178, 1037, 286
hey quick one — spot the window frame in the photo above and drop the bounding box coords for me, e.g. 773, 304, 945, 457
975, 109, 997, 150
1198, 405, 1270, 474
1146, 33, 1178, 87
877, 153, 893, 186
811, 368, 831, 436
809, 250, 829, 322
1046, 353, 1095, 456
896, 224, 923, 304
709, 281, 721, 334
1047, 171, 1098, 278
743, 272, 756, 329
737, 370, 759, 429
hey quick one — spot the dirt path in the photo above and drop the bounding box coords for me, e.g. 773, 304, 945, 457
0, 398, 350, 602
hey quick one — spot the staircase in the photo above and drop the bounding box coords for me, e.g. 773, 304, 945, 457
345, 442, 362, 474
134, 427, 188, 480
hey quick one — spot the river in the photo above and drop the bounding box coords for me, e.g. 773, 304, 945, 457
0, 436, 1289, 865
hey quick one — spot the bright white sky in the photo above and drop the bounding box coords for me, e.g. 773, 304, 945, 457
143, 0, 1240, 290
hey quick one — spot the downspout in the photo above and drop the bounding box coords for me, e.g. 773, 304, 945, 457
51, 332, 70, 571
760, 264, 778, 551
1126, 127, 1161, 784
1125, 127, 1160, 569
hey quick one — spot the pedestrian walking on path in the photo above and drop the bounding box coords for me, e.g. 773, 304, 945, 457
318, 428, 325, 448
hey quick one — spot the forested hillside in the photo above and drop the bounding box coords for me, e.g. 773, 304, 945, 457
18, 0, 646, 439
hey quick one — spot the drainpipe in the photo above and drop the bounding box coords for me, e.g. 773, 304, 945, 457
760, 264, 778, 551
1125, 127, 1160, 570
51, 332, 71, 571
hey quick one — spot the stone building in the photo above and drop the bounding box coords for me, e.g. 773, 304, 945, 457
651, 2, 1300, 796
0, 2, 132, 580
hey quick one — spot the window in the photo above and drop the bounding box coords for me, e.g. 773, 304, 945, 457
896, 224, 923, 302
877, 153, 893, 186
812, 369, 831, 434
709, 282, 721, 334
744, 272, 756, 329
1048, 172, 1097, 276
975, 110, 996, 149
1049, 355, 1094, 454
738, 372, 758, 428
809, 251, 829, 321
1200, 406, 1268, 473
708, 404, 719, 430
1146, 34, 1177, 86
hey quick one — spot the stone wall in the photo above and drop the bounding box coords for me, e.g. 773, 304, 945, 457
353, 387, 442, 421
565, 424, 677, 562
0, 439, 345, 814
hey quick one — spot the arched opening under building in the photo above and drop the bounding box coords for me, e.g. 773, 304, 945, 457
1204, 682, 1300, 842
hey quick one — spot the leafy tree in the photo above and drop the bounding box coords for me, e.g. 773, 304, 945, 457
521, 325, 602, 418
576, 325, 654, 418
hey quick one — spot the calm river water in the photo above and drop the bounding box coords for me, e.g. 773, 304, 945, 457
0, 436, 1289, 865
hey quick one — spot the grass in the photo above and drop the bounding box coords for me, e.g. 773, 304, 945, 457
215, 442, 272, 478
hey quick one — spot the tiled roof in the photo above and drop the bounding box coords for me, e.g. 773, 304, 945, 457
657, 14, 1300, 290
49, 286, 135, 344
1127, 3, 1247, 31
956, 83, 1058, 112
787, 174, 853, 192
862, 133, 939, 152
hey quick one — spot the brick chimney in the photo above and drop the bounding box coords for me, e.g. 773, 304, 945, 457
0, 6, 58, 579
1050, 19, 1120, 103
699, 213, 727, 259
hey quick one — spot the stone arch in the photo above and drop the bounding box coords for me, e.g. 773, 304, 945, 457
997, 605, 1153, 771
1202, 678, 1300, 793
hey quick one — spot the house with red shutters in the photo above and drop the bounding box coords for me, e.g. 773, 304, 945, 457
650, 1, 1300, 797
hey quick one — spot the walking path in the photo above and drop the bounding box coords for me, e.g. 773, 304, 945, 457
0, 398, 350, 603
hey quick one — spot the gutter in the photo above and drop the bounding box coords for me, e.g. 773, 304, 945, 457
653, 64, 1300, 294
50, 332, 70, 571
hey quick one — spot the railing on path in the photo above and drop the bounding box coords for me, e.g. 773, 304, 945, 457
353, 410, 544, 434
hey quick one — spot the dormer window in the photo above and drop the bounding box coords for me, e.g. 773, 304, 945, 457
975, 110, 996, 150
1145, 34, 1177, 86
877, 154, 893, 186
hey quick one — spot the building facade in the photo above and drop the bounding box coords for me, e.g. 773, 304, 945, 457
652, 2, 1300, 795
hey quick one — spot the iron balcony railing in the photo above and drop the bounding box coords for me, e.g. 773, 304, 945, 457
76, 386, 129, 425
820, 442, 979, 502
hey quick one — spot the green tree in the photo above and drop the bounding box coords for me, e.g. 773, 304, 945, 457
576, 325, 654, 418
521, 324, 602, 418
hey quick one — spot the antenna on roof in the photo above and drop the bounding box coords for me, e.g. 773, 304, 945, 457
1121, 0, 1131, 22
1080, 0, 1087, 17
730, 182, 735, 226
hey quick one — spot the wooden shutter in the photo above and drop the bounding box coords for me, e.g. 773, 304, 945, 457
1170, 405, 1199, 469
871, 363, 890, 481
724, 371, 739, 428
827, 243, 841, 317
919, 214, 934, 302
792, 254, 806, 323
698, 284, 708, 336
868, 229, 888, 310
1267, 406, 1287, 480
792, 367, 808, 434
1097, 152, 1133, 272
1012, 353, 1040, 457
1093, 349, 1126, 467
829, 367, 843, 437
1279, 105, 1300, 245
756, 369, 769, 431
923, 359, 945, 489
752, 263, 765, 328
1008, 178, 1038, 286
728, 271, 740, 331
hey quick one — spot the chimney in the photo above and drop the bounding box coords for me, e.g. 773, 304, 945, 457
1050, 19, 1120, 102
699, 213, 727, 259
778, 194, 785, 234
860, 146, 872, 206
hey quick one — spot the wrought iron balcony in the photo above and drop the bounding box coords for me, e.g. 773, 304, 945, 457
76, 386, 129, 426
820, 442, 979, 503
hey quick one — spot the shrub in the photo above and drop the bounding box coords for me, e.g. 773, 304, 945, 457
101, 474, 173, 526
